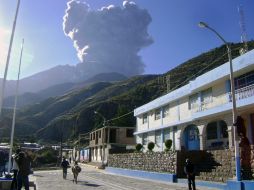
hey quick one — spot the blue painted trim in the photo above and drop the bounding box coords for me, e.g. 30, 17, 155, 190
105, 167, 177, 183
0, 178, 12, 181
106, 168, 254, 190
236, 156, 241, 181
225, 180, 242, 190
242, 180, 254, 190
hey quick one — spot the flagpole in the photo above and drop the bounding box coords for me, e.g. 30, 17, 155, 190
0, 0, 21, 116
7, 39, 24, 175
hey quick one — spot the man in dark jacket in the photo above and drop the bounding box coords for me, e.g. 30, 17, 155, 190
184, 158, 196, 190
15, 151, 31, 190
61, 157, 70, 179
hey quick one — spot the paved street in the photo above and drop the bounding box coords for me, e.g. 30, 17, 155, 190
33, 165, 219, 190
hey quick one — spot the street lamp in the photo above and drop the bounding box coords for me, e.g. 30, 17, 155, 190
94, 111, 106, 126
94, 111, 106, 166
199, 21, 240, 181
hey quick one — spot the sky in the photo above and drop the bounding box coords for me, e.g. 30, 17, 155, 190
0, 0, 254, 80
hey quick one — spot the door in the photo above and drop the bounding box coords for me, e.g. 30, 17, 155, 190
109, 129, 117, 143
184, 125, 200, 150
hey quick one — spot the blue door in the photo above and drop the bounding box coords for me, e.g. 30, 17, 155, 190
184, 125, 200, 150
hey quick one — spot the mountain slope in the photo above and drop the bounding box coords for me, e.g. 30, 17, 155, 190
1, 41, 253, 142
3, 72, 127, 108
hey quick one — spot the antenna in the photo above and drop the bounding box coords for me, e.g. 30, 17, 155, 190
157, 74, 171, 93
157, 75, 164, 85
238, 4, 248, 55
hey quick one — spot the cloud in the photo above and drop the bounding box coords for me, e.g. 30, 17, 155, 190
63, 0, 153, 78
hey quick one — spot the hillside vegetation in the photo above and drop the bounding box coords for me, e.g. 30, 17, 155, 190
0, 41, 253, 143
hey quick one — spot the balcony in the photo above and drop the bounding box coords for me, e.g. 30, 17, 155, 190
193, 84, 254, 113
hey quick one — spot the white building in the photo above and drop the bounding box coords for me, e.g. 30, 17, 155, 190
134, 49, 254, 152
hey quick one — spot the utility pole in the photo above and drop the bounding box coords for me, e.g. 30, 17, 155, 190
0, 0, 21, 116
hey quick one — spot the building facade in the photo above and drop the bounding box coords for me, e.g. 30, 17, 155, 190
89, 126, 135, 163
134, 50, 254, 152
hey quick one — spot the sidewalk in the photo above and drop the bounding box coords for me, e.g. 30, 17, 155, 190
80, 162, 104, 169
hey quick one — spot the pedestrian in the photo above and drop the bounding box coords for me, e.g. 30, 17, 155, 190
69, 156, 72, 164
10, 148, 21, 190
15, 150, 31, 190
71, 161, 81, 184
61, 157, 70, 179
0, 150, 6, 177
184, 158, 196, 190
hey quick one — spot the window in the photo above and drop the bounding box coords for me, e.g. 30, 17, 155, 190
207, 120, 228, 140
163, 128, 170, 142
155, 130, 161, 146
126, 129, 134, 137
154, 109, 161, 120
219, 120, 228, 138
207, 122, 217, 140
142, 113, 148, 124
189, 93, 199, 110
162, 105, 170, 118
201, 88, 212, 104
234, 70, 254, 90
99, 130, 101, 138
90, 134, 92, 140
143, 133, 148, 145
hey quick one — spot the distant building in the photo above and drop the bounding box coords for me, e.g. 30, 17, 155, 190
134, 49, 254, 151
20, 142, 42, 151
89, 126, 135, 164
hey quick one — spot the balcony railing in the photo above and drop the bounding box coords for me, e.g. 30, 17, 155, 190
232, 83, 254, 101
193, 84, 254, 113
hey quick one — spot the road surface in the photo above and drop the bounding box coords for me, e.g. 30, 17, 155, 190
33, 165, 218, 190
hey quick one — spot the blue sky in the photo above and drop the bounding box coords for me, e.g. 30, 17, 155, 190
0, 0, 253, 80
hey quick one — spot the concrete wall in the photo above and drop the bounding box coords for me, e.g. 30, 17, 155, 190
116, 128, 136, 145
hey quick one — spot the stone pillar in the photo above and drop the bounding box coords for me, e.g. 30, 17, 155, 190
176, 127, 183, 150
198, 124, 206, 150
228, 125, 234, 148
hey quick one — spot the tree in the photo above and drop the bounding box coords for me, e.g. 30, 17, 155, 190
147, 142, 155, 151
164, 139, 172, 152
135, 143, 143, 152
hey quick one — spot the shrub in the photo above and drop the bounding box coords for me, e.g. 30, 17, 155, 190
147, 142, 155, 151
34, 147, 58, 166
164, 139, 172, 152
135, 143, 143, 152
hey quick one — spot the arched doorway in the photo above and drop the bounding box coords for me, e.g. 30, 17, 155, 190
184, 124, 200, 150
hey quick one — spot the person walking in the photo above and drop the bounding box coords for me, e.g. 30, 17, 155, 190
61, 157, 70, 179
184, 158, 196, 190
0, 150, 6, 177
15, 150, 31, 190
72, 161, 81, 184
10, 149, 21, 190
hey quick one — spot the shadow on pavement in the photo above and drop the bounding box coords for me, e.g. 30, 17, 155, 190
79, 181, 101, 187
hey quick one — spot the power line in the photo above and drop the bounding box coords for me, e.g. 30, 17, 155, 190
104, 48, 237, 122
105, 110, 134, 123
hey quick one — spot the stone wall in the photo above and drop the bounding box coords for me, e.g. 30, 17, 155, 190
177, 149, 235, 182
241, 145, 254, 180
108, 149, 238, 182
108, 151, 177, 174
251, 145, 254, 174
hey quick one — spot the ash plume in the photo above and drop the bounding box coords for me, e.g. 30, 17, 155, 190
63, 0, 153, 78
